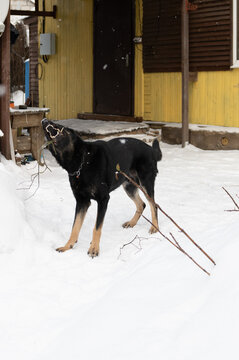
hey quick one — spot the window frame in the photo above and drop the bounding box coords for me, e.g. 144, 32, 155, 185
232, 0, 239, 68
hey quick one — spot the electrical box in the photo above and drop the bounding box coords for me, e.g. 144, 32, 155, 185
40, 33, 56, 56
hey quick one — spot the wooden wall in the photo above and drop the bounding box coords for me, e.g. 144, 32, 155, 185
38, 0, 93, 120
144, 69, 239, 128
38, 0, 239, 128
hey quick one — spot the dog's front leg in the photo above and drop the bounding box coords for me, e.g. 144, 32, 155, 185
56, 201, 90, 252
88, 196, 109, 258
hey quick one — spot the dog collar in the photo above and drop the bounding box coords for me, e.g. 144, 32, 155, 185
69, 151, 90, 178
69, 160, 84, 178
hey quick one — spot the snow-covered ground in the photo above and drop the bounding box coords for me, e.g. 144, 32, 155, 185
1, 141, 239, 360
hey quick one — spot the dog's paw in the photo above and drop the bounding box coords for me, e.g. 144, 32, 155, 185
122, 221, 135, 229
56, 246, 70, 252
87, 244, 99, 258
149, 225, 158, 234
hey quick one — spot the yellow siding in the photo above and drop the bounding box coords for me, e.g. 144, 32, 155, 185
39, 0, 93, 120
38, 0, 239, 128
144, 69, 239, 127
144, 73, 182, 123
190, 70, 239, 127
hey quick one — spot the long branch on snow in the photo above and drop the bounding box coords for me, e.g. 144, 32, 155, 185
116, 165, 216, 274
222, 187, 239, 212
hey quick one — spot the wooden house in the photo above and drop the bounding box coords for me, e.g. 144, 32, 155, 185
35, 0, 239, 128
1, 0, 239, 158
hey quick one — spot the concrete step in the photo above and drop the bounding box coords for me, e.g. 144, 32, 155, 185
160, 123, 239, 150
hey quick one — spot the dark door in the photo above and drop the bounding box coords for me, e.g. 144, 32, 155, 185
93, 0, 134, 116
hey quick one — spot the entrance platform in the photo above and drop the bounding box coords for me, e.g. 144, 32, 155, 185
54, 119, 239, 150
54, 119, 150, 139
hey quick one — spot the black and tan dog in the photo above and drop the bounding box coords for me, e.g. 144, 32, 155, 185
42, 119, 162, 257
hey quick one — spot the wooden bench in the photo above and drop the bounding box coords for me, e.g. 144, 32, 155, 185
10, 107, 50, 164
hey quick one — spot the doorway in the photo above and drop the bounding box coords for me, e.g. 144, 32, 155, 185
93, 0, 134, 116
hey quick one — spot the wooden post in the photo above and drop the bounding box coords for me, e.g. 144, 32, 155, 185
181, 0, 189, 147
0, 9, 11, 159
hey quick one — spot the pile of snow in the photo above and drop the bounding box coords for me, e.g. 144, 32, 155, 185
0, 142, 239, 360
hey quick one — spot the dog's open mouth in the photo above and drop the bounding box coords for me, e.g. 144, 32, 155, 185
42, 119, 65, 144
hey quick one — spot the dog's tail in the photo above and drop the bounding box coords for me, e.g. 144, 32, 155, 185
152, 138, 162, 162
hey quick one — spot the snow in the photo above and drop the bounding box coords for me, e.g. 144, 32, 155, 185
10, 106, 50, 114
55, 119, 149, 136
163, 121, 239, 134
1, 141, 239, 359
0, 129, 3, 137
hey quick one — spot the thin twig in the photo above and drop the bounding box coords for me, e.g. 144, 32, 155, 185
222, 187, 239, 211
141, 213, 211, 276
118, 235, 143, 259
16, 141, 53, 198
116, 165, 216, 266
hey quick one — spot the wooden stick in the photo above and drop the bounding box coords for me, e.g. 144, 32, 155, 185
116, 165, 216, 266
141, 214, 210, 276
222, 187, 239, 211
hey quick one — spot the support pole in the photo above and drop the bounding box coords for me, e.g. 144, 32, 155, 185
181, 0, 189, 147
0, 9, 11, 159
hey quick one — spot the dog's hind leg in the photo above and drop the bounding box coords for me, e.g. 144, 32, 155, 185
56, 201, 90, 252
138, 173, 159, 234
122, 182, 145, 229
88, 195, 109, 258
148, 200, 158, 234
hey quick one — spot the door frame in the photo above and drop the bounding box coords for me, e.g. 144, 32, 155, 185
93, 0, 135, 117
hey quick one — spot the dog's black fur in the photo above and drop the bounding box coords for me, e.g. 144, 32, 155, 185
42, 119, 162, 257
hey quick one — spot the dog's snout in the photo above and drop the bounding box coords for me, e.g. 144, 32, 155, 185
42, 118, 48, 125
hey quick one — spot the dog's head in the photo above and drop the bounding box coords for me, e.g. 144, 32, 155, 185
42, 118, 67, 143
42, 118, 78, 166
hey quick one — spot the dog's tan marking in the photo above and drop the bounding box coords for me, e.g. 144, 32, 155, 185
56, 210, 88, 252
122, 192, 145, 228
87, 224, 103, 258
148, 200, 159, 234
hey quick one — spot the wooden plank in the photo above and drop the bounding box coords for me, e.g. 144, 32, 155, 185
11, 129, 17, 151
17, 136, 31, 152
10, 6, 57, 18
30, 127, 45, 164
11, 113, 43, 128
77, 113, 143, 122
0, 10, 11, 159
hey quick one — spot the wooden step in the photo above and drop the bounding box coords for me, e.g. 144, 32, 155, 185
77, 112, 143, 123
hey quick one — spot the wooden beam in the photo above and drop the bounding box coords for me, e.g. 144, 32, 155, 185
0, 10, 11, 159
35, 0, 39, 12
10, 5, 57, 19
181, 0, 189, 147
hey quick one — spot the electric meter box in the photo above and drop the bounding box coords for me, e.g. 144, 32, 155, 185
40, 33, 56, 55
